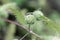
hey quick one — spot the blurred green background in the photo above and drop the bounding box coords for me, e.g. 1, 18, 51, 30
0, 0, 60, 40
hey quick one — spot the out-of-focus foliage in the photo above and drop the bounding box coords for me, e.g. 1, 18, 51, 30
0, 0, 60, 40
11, 0, 27, 6
49, 10, 60, 24
4, 24, 16, 40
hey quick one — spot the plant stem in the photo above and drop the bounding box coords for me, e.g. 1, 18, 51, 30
5, 19, 43, 40
29, 24, 31, 31
20, 33, 29, 40
0, 18, 44, 40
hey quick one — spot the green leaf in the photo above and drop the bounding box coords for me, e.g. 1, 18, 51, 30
49, 10, 60, 24
10, 8, 26, 26
41, 16, 60, 35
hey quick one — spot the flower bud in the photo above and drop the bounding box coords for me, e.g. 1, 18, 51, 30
33, 10, 44, 20
25, 14, 35, 24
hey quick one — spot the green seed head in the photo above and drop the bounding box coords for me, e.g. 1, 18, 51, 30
33, 10, 44, 20
25, 14, 35, 24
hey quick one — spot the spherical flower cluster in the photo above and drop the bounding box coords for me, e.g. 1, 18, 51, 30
33, 10, 44, 20
25, 14, 35, 24
25, 10, 44, 24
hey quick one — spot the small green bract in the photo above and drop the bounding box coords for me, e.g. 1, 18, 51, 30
33, 10, 44, 20
25, 14, 35, 24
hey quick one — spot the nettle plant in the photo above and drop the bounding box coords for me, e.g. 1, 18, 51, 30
0, 2, 60, 40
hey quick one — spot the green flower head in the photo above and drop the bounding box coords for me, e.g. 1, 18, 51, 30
33, 10, 44, 20
25, 14, 35, 24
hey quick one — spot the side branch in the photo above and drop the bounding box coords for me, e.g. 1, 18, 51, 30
0, 18, 44, 40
